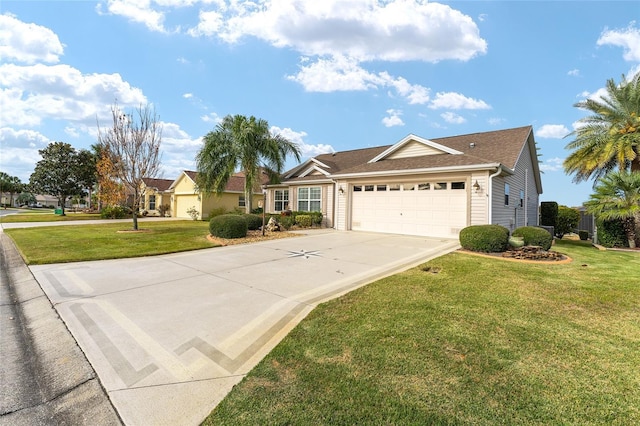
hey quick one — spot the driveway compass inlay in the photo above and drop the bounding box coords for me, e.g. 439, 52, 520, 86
286, 249, 321, 259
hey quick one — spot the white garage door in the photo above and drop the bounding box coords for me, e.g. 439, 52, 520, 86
351, 181, 468, 238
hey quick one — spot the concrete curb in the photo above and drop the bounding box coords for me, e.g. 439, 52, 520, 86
0, 234, 122, 425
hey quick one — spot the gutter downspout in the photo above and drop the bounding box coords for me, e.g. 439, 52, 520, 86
488, 166, 503, 225
331, 180, 339, 230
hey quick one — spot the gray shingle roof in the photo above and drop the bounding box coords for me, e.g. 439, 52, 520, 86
283, 126, 533, 181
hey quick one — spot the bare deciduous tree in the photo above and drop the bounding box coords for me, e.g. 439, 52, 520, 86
98, 102, 162, 230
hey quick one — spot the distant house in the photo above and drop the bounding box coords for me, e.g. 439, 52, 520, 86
266, 126, 542, 238
140, 178, 174, 216
170, 170, 269, 220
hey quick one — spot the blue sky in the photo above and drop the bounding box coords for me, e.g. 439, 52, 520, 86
1, 1, 639, 207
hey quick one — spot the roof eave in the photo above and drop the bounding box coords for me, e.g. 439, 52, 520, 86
331, 163, 509, 179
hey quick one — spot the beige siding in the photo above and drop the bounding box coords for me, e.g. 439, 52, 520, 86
470, 171, 489, 225
387, 141, 444, 159
336, 180, 348, 230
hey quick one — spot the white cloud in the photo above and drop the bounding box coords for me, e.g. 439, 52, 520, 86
539, 157, 564, 173
441, 111, 466, 124
183, 93, 193, 99
567, 69, 580, 76
201, 112, 222, 123
597, 23, 640, 62
429, 92, 490, 110
0, 127, 52, 181
382, 109, 404, 127
271, 125, 334, 158
537, 124, 570, 139
97, 0, 168, 33
191, 0, 487, 63
0, 13, 64, 64
0, 63, 146, 127
65, 126, 80, 138
287, 56, 431, 104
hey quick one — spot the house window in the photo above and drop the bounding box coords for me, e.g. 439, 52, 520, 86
239, 195, 246, 207
377, 184, 387, 191
389, 184, 401, 191
364, 185, 374, 192
451, 182, 465, 190
298, 187, 321, 212
149, 195, 156, 210
353, 185, 362, 192
434, 182, 447, 190
403, 183, 415, 191
417, 183, 430, 191
274, 190, 289, 211
520, 190, 524, 207
505, 183, 510, 206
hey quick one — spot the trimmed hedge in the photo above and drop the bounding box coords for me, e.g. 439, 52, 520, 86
244, 214, 264, 230
100, 205, 129, 219
512, 226, 552, 250
459, 225, 510, 253
597, 218, 628, 248
209, 214, 248, 239
540, 201, 558, 228
295, 214, 312, 228
578, 230, 589, 241
556, 206, 580, 238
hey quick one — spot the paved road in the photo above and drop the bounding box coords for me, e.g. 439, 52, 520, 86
29, 230, 459, 425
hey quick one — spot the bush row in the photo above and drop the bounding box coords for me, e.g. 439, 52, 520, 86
460, 225, 553, 252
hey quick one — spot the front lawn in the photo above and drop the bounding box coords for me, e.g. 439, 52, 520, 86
205, 240, 640, 425
4, 221, 215, 264
0, 211, 102, 222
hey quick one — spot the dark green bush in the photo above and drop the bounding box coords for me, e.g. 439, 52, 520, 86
512, 226, 553, 250
540, 201, 558, 228
244, 214, 264, 230
578, 230, 589, 241
596, 218, 628, 248
100, 205, 128, 219
280, 215, 295, 230
209, 214, 248, 239
556, 206, 580, 238
459, 225, 510, 253
295, 214, 312, 227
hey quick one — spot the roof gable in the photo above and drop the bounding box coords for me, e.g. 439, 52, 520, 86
369, 134, 463, 163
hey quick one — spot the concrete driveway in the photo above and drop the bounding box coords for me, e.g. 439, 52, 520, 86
30, 230, 459, 425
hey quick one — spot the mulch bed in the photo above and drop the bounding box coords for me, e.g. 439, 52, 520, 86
206, 230, 299, 246
459, 246, 572, 264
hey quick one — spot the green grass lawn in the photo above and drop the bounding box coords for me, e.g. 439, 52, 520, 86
4, 221, 215, 264
205, 240, 640, 425
0, 211, 102, 222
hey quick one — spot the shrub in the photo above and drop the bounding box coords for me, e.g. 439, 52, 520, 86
310, 211, 323, 226
578, 230, 589, 241
540, 201, 558, 228
244, 214, 264, 230
512, 226, 553, 250
186, 206, 199, 221
158, 204, 170, 217
295, 214, 312, 228
100, 205, 128, 219
596, 218, 628, 248
209, 214, 248, 239
206, 207, 227, 220
556, 206, 580, 238
280, 215, 295, 230
459, 225, 509, 253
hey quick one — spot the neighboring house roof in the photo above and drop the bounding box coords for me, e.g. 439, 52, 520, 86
142, 178, 174, 192
179, 170, 270, 193
282, 126, 541, 191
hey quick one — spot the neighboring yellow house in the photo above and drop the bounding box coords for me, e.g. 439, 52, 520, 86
140, 178, 174, 216
170, 170, 267, 220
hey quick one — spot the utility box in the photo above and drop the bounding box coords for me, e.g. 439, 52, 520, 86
54, 209, 63, 215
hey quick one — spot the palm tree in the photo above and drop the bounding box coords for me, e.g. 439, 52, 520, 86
585, 171, 640, 248
196, 115, 301, 213
564, 72, 640, 182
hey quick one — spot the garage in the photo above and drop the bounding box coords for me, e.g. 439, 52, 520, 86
350, 180, 468, 238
